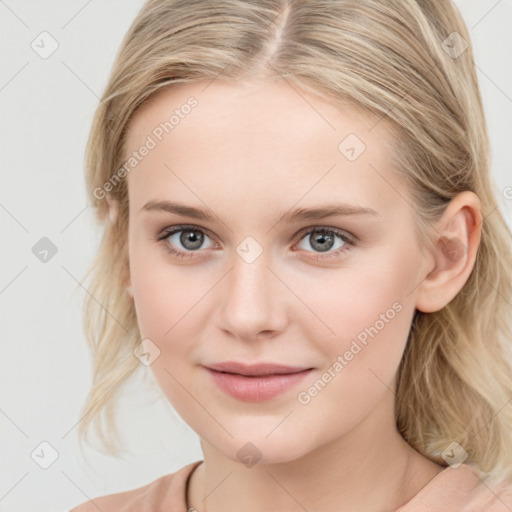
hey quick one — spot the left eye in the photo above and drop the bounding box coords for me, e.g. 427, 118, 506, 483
295, 227, 352, 255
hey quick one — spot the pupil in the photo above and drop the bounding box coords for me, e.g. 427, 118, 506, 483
312, 232, 333, 252
181, 229, 203, 250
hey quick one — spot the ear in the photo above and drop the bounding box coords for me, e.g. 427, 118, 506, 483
106, 193, 133, 298
415, 191, 483, 313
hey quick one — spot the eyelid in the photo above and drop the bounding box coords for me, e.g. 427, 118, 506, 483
158, 224, 215, 241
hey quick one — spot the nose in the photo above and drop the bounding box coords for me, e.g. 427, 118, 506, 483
215, 247, 289, 341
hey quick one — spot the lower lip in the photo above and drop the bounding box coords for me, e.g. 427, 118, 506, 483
205, 368, 313, 402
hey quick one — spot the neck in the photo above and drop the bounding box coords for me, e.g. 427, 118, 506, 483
187, 393, 443, 512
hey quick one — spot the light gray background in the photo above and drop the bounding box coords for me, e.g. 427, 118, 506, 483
1, 1, 511, 511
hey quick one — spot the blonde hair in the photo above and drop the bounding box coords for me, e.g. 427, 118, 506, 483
78, 0, 512, 482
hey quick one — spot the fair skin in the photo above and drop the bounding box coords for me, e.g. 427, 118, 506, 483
118, 76, 482, 512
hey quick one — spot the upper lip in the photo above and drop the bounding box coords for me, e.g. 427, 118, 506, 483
204, 361, 312, 376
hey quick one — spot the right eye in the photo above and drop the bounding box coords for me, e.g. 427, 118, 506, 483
157, 225, 216, 258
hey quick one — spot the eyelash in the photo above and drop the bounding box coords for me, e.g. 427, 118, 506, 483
156, 225, 355, 262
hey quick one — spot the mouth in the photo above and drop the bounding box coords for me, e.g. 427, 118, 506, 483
203, 362, 314, 402
204, 361, 313, 377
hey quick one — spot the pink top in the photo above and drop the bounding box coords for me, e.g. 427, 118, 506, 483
70, 460, 512, 511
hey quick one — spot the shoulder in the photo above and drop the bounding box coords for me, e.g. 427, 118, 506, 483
464, 472, 512, 512
69, 460, 203, 512
399, 464, 512, 511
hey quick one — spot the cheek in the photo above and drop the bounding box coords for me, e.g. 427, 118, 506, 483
129, 236, 204, 339
302, 291, 412, 405
128, 239, 212, 404
129, 249, 202, 415
292, 287, 413, 448
298, 253, 414, 346
294, 245, 418, 394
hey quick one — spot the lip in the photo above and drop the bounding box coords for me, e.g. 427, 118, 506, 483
203, 362, 313, 402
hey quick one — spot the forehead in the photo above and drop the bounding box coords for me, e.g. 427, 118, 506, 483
124, 77, 406, 218
126, 77, 393, 153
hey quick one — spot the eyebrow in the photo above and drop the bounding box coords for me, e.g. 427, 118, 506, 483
141, 200, 381, 223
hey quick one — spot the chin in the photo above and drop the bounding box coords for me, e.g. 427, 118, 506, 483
219, 433, 316, 467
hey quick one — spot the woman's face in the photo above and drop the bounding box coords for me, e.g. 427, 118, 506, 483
123, 77, 433, 464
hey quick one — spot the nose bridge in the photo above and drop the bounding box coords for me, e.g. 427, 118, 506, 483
228, 242, 274, 308
218, 238, 285, 337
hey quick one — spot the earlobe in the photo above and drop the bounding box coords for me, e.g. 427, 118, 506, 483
123, 265, 133, 298
106, 193, 119, 224
106, 193, 132, 296
123, 270, 134, 298
415, 191, 482, 313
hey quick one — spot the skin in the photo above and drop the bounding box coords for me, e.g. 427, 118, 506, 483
118, 76, 482, 512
